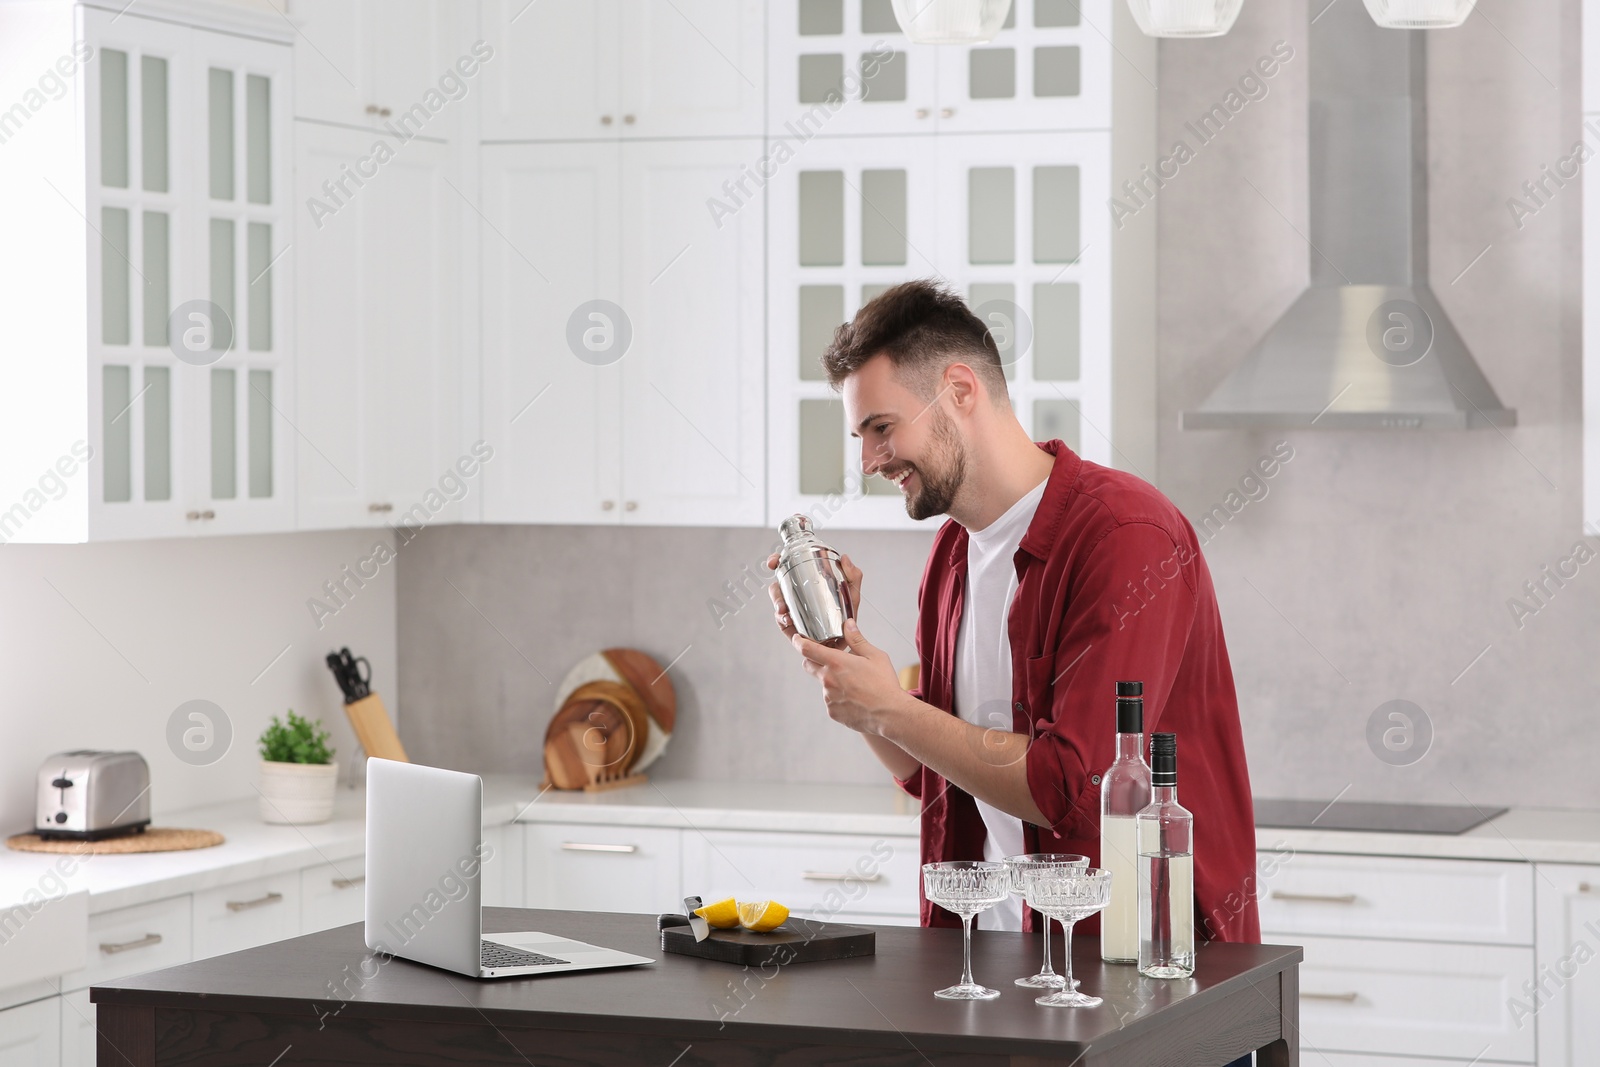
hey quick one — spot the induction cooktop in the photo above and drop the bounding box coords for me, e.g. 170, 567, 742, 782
1253, 797, 1507, 836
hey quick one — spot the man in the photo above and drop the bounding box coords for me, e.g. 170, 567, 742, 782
769, 280, 1259, 945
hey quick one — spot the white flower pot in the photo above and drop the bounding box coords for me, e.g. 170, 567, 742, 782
258, 760, 338, 825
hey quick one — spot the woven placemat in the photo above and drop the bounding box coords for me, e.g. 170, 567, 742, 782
5, 828, 224, 854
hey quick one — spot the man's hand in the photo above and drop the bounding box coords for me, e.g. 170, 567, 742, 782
790, 619, 908, 736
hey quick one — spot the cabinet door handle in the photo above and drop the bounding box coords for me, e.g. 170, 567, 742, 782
601, 500, 616, 511
1302, 991, 1360, 1003
915, 107, 929, 119
368, 503, 393, 513
1269, 891, 1357, 905
560, 842, 637, 854
100, 933, 162, 955
600, 114, 614, 125
332, 876, 365, 890
802, 871, 883, 883
186, 510, 216, 521
1579, 881, 1594, 893
941, 107, 955, 118
623, 114, 635, 124
226, 891, 284, 912
366, 104, 391, 117
624, 501, 638, 512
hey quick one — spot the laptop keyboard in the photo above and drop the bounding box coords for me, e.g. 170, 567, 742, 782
480, 940, 569, 969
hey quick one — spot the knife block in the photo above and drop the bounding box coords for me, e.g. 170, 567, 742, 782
343, 693, 408, 763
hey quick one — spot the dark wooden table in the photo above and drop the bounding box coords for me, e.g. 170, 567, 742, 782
93, 907, 1301, 1066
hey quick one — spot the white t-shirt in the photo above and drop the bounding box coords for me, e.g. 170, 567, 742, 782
954, 477, 1048, 931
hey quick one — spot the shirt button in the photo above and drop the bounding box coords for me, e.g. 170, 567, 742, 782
1091, 774, 1101, 785
1013, 702, 1024, 712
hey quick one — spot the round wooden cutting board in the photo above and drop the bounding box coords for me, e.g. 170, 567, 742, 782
552, 647, 677, 773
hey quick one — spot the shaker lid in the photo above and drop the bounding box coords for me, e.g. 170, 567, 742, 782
779, 513, 814, 540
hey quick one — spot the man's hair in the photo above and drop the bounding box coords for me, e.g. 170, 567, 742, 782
820, 279, 1007, 398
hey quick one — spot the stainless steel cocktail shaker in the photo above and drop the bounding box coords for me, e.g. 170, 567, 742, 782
775, 514, 854, 647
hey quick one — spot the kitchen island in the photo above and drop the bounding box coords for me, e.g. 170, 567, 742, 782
91, 907, 1301, 1065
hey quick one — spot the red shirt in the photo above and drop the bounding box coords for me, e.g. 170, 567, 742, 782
896, 440, 1261, 944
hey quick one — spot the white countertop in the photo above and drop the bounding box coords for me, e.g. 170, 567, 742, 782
4, 779, 1597, 918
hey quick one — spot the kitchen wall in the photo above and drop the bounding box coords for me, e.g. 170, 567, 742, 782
395, 524, 933, 783
0, 531, 395, 834
1157, 0, 1595, 810
399, 0, 1596, 811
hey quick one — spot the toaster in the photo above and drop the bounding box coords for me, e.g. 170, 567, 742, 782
35, 751, 151, 840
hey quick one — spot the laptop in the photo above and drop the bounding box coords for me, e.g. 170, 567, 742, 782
364, 758, 655, 978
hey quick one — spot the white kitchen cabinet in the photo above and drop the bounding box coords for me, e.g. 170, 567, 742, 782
482, 139, 765, 526
767, 130, 1112, 529
1532, 865, 1600, 1067
681, 830, 919, 920
294, 122, 466, 529
617, 139, 766, 526
480, 0, 763, 141
1292, 935, 1535, 1063
523, 824, 682, 914
58, 989, 93, 1067
300, 855, 368, 934
481, 826, 523, 909
481, 142, 623, 523
933, 0, 1111, 133
1257, 852, 1534, 946
290, 0, 470, 137
0, 5, 295, 542
59, 895, 192, 994
1584, 107, 1600, 536
767, 0, 938, 136
193, 873, 300, 961
0, 997, 60, 1067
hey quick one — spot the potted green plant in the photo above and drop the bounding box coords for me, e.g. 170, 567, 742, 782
257, 711, 337, 825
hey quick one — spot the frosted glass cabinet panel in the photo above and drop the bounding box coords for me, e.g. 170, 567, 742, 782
84, 5, 294, 539
936, 0, 1112, 132
768, 135, 938, 529
768, 0, 938, 135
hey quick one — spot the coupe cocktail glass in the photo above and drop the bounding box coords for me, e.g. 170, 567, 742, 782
1003, 853, 1087, 988
921, 860, 1011, 1000
1024, 867, 1113, 1008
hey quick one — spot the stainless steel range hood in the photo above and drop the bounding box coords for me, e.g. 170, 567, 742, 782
1182, 0, 1515, 431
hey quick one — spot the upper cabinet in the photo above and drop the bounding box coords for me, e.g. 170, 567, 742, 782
294, 124, 466, 531
290, 0, 470, 139
480, 139, 765, 527
0, 4, 294, 542
766, 0, 1110, 137
479, 0, 764, 140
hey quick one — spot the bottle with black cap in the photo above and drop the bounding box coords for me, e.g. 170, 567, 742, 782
1137, 732, 1194, 978
1099, 681, 1151, 962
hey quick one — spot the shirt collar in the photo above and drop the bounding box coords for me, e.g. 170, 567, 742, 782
941, 440, 1081, 569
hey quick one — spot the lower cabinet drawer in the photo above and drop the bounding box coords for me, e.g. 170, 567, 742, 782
683, 831, 919, 918
0, 995, 60, 1067
59, 895, 192, 993
1295, 936, 1535, 1063
193, 873, 300, 960
300, 856, 367, 934
524, 824, 682, 914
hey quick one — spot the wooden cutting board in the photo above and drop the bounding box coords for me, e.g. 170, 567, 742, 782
661, 918, 875, 967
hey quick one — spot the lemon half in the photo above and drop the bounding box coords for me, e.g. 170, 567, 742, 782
694, 897, 740, 929
737, 899, 789, 932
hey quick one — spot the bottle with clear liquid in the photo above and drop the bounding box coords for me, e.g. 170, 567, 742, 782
1100, 681, 1151, 963
1137, 732, 1194, 979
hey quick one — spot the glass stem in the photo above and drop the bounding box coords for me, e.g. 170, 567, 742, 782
1039, 915, 1056, 976
959, 913, 976, 987
1060, 919, 1075, 991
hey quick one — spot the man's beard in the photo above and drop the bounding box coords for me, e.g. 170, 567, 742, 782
900, 407, 967, 521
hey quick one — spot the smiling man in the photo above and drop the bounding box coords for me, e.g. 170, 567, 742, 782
769, 280, 1260, 947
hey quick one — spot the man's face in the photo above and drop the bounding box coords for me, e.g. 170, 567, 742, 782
843, 355, 968, 521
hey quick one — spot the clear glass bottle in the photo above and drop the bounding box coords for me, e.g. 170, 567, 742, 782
1100, 680, 1151, 963
1137, 732, 1195, 979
